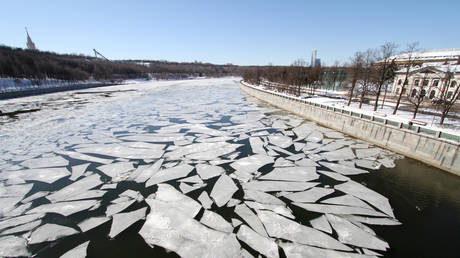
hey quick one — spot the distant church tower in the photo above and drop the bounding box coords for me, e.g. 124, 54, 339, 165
25, 27, 37, 50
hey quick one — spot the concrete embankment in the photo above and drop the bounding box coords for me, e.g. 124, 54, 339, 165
239, 82, 460, 176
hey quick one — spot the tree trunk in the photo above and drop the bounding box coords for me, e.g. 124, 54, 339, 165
412, 105, 419, 119
373, 86, 382, 111
393, 86, 405, 115
347, 79, 356, 106
440, 110, 448, 125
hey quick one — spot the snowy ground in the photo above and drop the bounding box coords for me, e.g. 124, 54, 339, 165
252, 84, 460, 138
0, 77, 405, 257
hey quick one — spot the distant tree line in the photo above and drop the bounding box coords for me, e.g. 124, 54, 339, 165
0, 45, 245, 82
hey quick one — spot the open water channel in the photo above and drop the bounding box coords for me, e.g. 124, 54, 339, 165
0, 78, 459, 258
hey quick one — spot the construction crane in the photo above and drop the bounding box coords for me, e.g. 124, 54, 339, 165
93, 49, 110, 61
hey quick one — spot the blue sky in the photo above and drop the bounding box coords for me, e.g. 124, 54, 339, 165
1, 0, 459, 66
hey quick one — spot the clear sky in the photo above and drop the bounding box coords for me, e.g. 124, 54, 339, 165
1, 0, 459, 66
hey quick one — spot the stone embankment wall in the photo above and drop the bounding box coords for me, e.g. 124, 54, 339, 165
240, 82, 460, 176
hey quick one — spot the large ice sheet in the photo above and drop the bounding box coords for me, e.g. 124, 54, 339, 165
268, 135, 292, 148
322, 147, 356, 161
236, 225, 279, 258
210, 175, 238, 207
310, 215, 332, 234
97, 162, 134, 181
243, 189, 285, 205
20, 155, 68, 169
145, 164, 194, 187
320, 162, 369, 175
243, 181, 319, 192
139, 199, 241, 258
78, 216, 110, 232
46, 174, 103, 202
154, 184, 201, 217
234, 204, 268, 237
109, 207, 147, 238
198, 191, 213, 209
321, 194, 373, 209
334, 181, 395, 218
132, 159, 163, 183
245, 201, 294, 219
292, 202, 387, 217
27, 200, 100, 216
0, 168, 70, 184
77, 143, 165, 159
258, 167, 318, 182
0, 236, 31, 257
230, 154, 274, 173
257, 210, 352, 251
29, 224, 78, 244
326, 214, 389, 251
58, 151, 113, 164
284, 187, 334, 203
249, 137, 267, 155
200, 210, 233, 233
196, 164, 225, 180
69, 163, 90, 181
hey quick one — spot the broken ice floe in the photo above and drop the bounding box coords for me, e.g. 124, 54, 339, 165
236, 225, 279, 258
28, 223, 78, 245
309, 214, 332, 234
196, 164, 225, 180
109, 207, 147, 238
60, 241, 90, 258
78, 217, 110, 232
319, 161, 369, 175
243, 181, 319, 192
230, 154, 274, 173
145, 164, 194, 187
69, 163, 90, 181
0, 168, 70, 184
153, 184, 201, 217
293, 202, 387, 217
234, 204, 268, 237
0, 236, 31, 257
280, 242, 376, 258
258, 167, 318, 182
198, 191, 213, 209
200, 210, 233, 233
20, 155, 69, 169
27, 200, 100, 216
46, 174, 103, 202
210, 175, 238, 207
284, 187, 334, 203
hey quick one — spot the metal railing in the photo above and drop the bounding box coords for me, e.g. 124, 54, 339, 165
240, 80, 460, 143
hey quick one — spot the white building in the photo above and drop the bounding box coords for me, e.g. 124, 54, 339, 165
390, 49, 460, 100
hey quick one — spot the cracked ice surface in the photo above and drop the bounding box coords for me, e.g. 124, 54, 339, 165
0, 78, 404, 257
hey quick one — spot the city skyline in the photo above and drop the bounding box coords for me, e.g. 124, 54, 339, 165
2, 0, 460, 66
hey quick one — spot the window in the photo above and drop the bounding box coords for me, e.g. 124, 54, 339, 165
429, 90, 436, 99
447, 91, 453, 99
432, 80, 439, 87
422, 79, 429, 86
421, 89, 426, 97
451, 81, 457, 88
397, 79, 402, 85
414, 79, 420, 86
396, 88, 400, 94
411, 89, 417, 97
404, 80, 408, 85
402, 88, 407, 94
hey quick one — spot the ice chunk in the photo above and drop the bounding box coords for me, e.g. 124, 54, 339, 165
272, 120, 287, 129
200, 210, 233, 233
27, 200, 100, 216
243, 190, 285, 205
317, 170, 350, 181
120, 190, 144, 202
60, 241, 90, 258
231, 218, 242, 227
186, 144, 243, 160
139, 199, 241, 258
322, 194, 373, 209
69, 163, 90, 181
245, 201, 294, 219
179, 175, 204, 184
154, 184, 201, 217
106, 200, 136, 217
97, 162, 134, 181
120, 134, 185, 143
268, 135, 292, 148
230, 154, 274, 173
295, 158, 318, 167
334, 181, 395, 218
310, 215, 332, 234
306, 131, 323, 143
78, 217, 110, 232
377, 158, 395, 168
243, 181, 319, 192
0, 168, 70, 184
284, 187, 334, 203
29, 224, 78, 244
249, 137, 267, 155
234, 204, 268, 237
273, 157, 294, 167
198, 191, 213, 209
166, 142, 233, 160
101, 183, 117, 190
320, 161, 369, 175
302, 142, 323, 151
326, 214, 389, 251
294, 142, 305, 152
257, 210, 352, 251
145, 164, 194, 187
226, 198, 241, 207
179, 182, 207, 194
46, 174, 103, 202
109, 207, 147, 238
285, 153, 305, 161
292, 124, 315, 140
77, 143, 165, 160
292, 202, 386, 217
258, 167, 318, 182
210, 175, 238, 207
132, 159, 163, 183
196, 164, 225, 180
0, 220, 41, 235
0, 213, 44, 232
325, 131, 345, 139
0, 236, 30, 257
280, 242, 375, 258
355, 159, 381, 170
355, 148, 382, 159
236, 225, 279, 258
341, 215, 401, 226
322, 147, 356, 161
58, 151, 113, 164
20, 156, 68, 169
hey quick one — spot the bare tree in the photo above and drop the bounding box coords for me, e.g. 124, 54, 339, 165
406, 74, 434, 119
291, 59, 308, 96
393, 42, 420, 114
347, 51, 363, 106
373, 42, 398, 111
357, 49, 376, 108
435, 68, 459, 124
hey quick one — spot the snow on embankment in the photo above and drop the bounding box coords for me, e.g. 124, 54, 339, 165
0, 78, 102, 93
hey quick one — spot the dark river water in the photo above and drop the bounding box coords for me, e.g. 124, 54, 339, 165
0, 78, 459, 258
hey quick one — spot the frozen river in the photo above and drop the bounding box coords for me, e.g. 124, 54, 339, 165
0, 77, 459, 257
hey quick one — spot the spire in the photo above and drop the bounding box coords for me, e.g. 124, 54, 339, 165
25, 27, 37, 50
